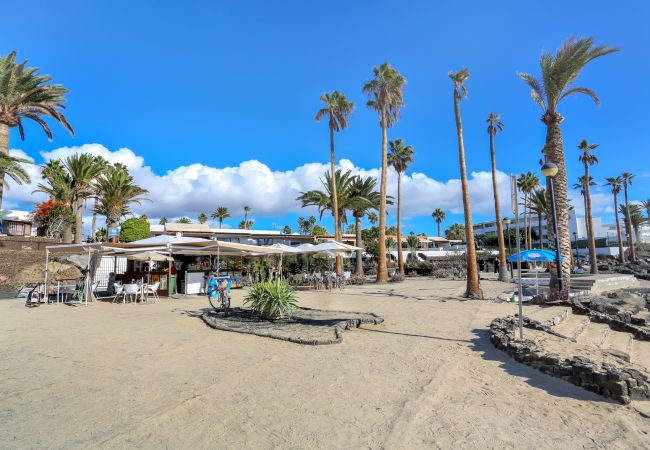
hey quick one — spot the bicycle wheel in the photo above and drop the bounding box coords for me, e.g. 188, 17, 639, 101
220, 290, 230, 316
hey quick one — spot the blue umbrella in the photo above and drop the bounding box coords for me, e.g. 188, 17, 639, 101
507, 248, 567, 263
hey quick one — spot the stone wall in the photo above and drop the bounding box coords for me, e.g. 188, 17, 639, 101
0, 236, 57, 251
490, 316, 650, 404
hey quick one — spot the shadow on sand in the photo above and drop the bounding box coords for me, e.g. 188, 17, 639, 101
469, 327, 614, 404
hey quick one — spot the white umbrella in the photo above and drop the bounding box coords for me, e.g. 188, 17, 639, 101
126, 251, 174, 262
310, 241, 362, 253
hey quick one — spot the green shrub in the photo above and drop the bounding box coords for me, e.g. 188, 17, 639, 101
244, 279, 297, 320
119, 217, 150, 242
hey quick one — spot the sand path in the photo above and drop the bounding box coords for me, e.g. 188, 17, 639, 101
1, 278, 648, 449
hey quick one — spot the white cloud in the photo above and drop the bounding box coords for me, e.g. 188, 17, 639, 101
5, 143, 516, 222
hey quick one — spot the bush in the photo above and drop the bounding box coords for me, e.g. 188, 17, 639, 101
244, 279, 297, 320
119, 217, 150, 242
349, 274, 366, 285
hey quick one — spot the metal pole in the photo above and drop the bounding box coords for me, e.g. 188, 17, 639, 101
514, 190, 524, 339
44, 250, 49, 304
548, 178, 564, 296
506, 223, 512, 254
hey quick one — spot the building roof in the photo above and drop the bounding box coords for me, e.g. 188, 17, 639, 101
2, 210, 34, 223
164, 223, 211, 233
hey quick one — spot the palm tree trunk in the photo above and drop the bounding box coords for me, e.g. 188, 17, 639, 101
396, 172, 404, 277
91, 198, 98, 242
74, 197, 84, 244
453, 91, 482, 298
538, 213, 543, 248
584, 164, 598, 273
437, 221, 441, 237
624, 184, 636, 262
219, 218, 222, 229
489, 132, 508, 282
613, 191, 624, 263
583, 193, 590, 243
0, 123, 9, 211
355, 215, 364, 276
329, 126, 342, 275
543, 114, 572, 296
376, 119, 389, 283
63, 224, 73, 244
523, 193, 529, 249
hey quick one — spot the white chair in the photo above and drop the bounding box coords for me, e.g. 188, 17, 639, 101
91, 281, 99, 301
146, 282, 160, 302
342, 271, 352, 285
123, 284, 140, 304
112, 284, 125, 303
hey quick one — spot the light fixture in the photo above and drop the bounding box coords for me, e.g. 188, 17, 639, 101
503, 217, 512, 225
541, 162, 559, 178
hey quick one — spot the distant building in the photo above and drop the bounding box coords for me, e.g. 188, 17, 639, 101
1, 210, 36, 237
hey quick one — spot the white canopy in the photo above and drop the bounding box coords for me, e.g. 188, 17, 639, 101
127, 251, 174, 262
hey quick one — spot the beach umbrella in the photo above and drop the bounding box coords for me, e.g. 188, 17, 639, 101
507, 249, 567, 263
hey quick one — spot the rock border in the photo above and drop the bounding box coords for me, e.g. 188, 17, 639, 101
201, 307, 384, 345
490, 316, 650, 404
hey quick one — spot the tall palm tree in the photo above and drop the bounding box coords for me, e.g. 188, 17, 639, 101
159, 217, 169, 225
621, 172, 636, 262
577, 139, 599, 273
349, 176, 384, 276
431, 208, 445, 237
486, 113, 508, 281
517, 172, 539, 249
315, 91, 354, 275
211, 206, 230, 228
518, 37, 618, 294
387, 138, 414, 277
530, 189, 547, 248
0, 51, 74, 210
198, 213, 208, 224
573, 175, 596, 239
0, 152, 31, 196
363, 62, 406, 283
243, 206, 252, 230
296, 169, 356, 233
64, 153, 107, 243
449, 68, 482, 298
93, 164, 148, 242
605, 177, 625, 263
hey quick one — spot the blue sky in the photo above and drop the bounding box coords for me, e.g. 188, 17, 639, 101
2, 0, 649, 234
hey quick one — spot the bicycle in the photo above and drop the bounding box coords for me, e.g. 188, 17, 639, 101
207, 278, 230, 316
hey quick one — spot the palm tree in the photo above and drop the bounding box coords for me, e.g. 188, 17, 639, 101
315, 91, 354, 275
530, 189, 547, 248
368, 211, 378, 226
388, 138, 414, 277
621, 204, 644, 245
445, 223, 466, 241
621, 172, 636, 262
93, 165, 148, 242
211, 206, 230, 228
407, 232, 419, 263
243, 206, 252, 230
159, 217, 169, 225
385, 236, 396, 266
518, 37, 618, 294
176, 217, 192, 224
197, 213, 208, 224
577, 139, 599, 273
34, 165, 74, 242
296, 169, 356, 233
238, 219, 254, 229
573, 175, 596, 238
0, 51, 74, 210
363, 62, 406, 283
486, 112, 508, 281
641, 199, 650, 224
449, 68, 481, 298
431, 208, 445, 237
64, 153, 107, 243
605, 177, 625, 263
349, 175, 385, 276
517, 172, 539, 249
0, 152, 31, 196
89, 156, 109, 242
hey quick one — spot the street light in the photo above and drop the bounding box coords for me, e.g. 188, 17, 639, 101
503, 217, 512, 255
541, 162, 564, 296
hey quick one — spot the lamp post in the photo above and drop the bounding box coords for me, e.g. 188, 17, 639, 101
503, 217, 512, 255
541, 162, 564, 296
572, 231, 580, 268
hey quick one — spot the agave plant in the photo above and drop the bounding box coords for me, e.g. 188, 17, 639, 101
244, 279, 297, 320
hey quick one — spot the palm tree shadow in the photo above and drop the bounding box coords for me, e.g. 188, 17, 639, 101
469, 328, 614, 404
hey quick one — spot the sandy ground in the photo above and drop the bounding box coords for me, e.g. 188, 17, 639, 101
1, 278, 649, 449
